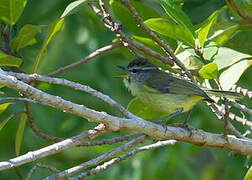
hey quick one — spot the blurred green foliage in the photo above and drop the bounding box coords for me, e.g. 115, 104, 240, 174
0, 0, 251, 179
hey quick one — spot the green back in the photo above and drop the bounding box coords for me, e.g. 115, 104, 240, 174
145, 70, 213, 102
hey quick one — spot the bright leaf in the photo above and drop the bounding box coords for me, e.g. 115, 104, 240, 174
213, 47, 251, 70
159, 0, 195, 46
244, 165, 252, 180
10, 24, 40, 52
145, 18, 195, 46
219, 60, 252, 90
0, 103, 12, 114
33, 18, 64, 73
0, 53, 22, 67
0, 114, 14, 131
199, 62, 218, 79
203, 41, 219, 61
127, 97, 167, 121
15, 113, 27, 156
0, 0, 27, 25
197, 13, 218, 47
61, 0, 88, 18
209, 22, 239, 45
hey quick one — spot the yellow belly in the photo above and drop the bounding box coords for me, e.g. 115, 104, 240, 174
128, 82, 204, 114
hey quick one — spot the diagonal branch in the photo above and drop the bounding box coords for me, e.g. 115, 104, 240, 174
45, 135, 147, 180
47, 43, 123, 77
0, 124, 106, 171
70, 140, 177, 180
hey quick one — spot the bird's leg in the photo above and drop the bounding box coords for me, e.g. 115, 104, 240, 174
183, 110, 192, 128
155, 108, 183, 123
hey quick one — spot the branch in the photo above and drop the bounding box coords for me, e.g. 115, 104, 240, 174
45, 135, 147, 180
70, 140, 176, 179
7, 71, 135, 119
27, 163, 60, 180
0, 69, 252, 164
47, 43, 122, 77
227, 0, 252, 24
232, 85, 252, 98
0, 124, 106, 171
80, 133, 143, 146
231, 101, 252, 115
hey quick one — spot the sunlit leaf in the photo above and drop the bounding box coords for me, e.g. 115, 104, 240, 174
219, 60, 252, 90
197, 13, 218, 47
127, 97, 167, 121
0, 114, 14, 131
244, 165, 252, 180
159, 0, 195, 46
213, 47, 251, 70
209, 21, 240, 45
10, 24, 40, 52
0, 53, 22, 67
15, 113, 27, 156
199, 62, 218, 79
0, 103, 12, 115
61, 0, 88, 18
203, 41, 219, 61
33, 18, 64, 73
0, 0, 27, 25
110, 0, 160, 37
145, 18, 195, 46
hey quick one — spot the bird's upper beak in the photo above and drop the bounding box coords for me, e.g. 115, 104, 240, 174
116, 65, 129, 72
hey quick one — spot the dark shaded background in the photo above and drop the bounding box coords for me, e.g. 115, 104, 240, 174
0, 0, 251, 179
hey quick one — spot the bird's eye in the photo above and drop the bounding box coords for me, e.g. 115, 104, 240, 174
132, 69, 137, 73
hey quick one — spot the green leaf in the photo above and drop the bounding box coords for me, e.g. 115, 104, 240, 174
0, 103, 12, 115
10, 24, 40, 52
110, 0, 160, 37
213, 47, 251, 70
127, 97, 167, 121
203, 41, 219, 61
61, 0, 88, 18
219, 60, 252, 90
0, 0, 27, 25
0, 114, 14, 131
15, 113, 27, 156
33, 18, 64, 73
197, 13, 218, 47
244, 165, 252, 180
199, 62, 218, 79
182, 55, 203, 70
144, 18, 195, 46
209, 22, 239, 45
0, 53, 22, 67
159, 0, 195, 45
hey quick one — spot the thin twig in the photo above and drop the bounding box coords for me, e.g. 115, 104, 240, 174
227, 0, 252, 24
0, 97, 53, 107
79, 133, 143, 146
47, 43, 123, 77
232, 85, 252, 98
25, 102, 64, 142
231, 102, 252, 115
70, 140, 176, 180
88, 1, 139, 57
27, 163, 60, 180
215, 104, 252, 128
44, 135, 147, 180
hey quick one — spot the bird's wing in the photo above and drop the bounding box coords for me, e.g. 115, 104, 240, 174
144, 70, 213, 101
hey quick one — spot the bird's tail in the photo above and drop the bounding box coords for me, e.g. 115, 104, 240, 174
204, 89, 243, 99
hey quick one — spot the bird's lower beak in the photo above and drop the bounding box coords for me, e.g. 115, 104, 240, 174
116, 65, 129, 72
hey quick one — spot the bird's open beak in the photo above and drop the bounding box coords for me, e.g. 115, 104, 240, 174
116, 65, 129, 72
